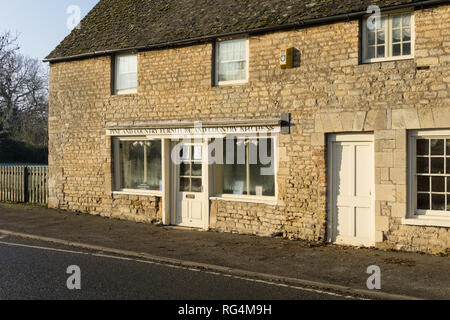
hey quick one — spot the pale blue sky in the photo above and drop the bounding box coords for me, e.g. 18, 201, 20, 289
0, 0, 99, 62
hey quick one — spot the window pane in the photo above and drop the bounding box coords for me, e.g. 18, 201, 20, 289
402, 14, 411, 26
393, 44, 401, 56
431, 139, 444, 155
368, 46, 375, 59
416, 139, 429, 155
180, 178, 190, 192
417, 157, 429, 174
432, 194, 445, 211
393, 29, 401, 43
377, 46, 385, 58
417, 176, 430, 192
403, 28, 411, 42
403, 43, 411, 56
117, 140, 162, 191
417, 193, 430, 210
447, 195, 450, 211
249, 138, 275, 197
393, 15, 402, 28
145, 141, 162, 190
447, 140, 450, 155
377, 31, 385, 45
432, 177, 445, 193
431, 158, 444, 174
191, 179, 202, 192
368, 32, 375, 46
120, 141, 144, 189
192, 163, 202, 177
180, 162, 190, 177
447, 158, 450, 174
222, 139, 247, 195
218, 39, 247, 82
116, 55, 137, 91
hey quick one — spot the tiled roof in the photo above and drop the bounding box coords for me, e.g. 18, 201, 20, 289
46, 0, 435, 61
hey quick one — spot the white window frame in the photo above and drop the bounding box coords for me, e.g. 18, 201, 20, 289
362, 10, 415, 63
113, 137, 163, 196
405, 130, 450, 228
114, 54, 138, 95
215, 38, 249, 86
211, 134, 278, 203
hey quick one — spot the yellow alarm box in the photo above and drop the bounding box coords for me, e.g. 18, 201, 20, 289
280, 47, 294, 69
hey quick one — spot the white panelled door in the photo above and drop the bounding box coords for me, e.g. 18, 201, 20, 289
328, 135, 375, 247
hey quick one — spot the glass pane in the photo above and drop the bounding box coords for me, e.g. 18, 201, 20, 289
116, 55, 137, 91
416, 139, 429, 155
393, 15, 402, 28
377, 46, 385, 58
119, 141, 144, 189
193, 146, 202, 161
393, 29, 401, 43
447, 195, 450, 211
192, 163, 202, 177
223, 139, 247, 195
417, 157, 429, 174
447, 158, 450, 174
448, 177, 450, 191
368, 31, 375, 45
431, 139, 444, 155
432, 194, 445, 211
403, 28, 411, 42
417, 193, 430, 210
447, 140, 450, 155
417, 176, 430, 192
180, 162, 191, 177
145, 140, 162, 191
402, 14, 411, 26
249, 138, 275, 197
377, 31, 385, 45
180, 145, 190, 161
191, 179, 202, 192
393, 44, 401, 57
180, 178, 190, 192
368, 46, 375, 59
431, 158, 444, 174
403, 43, 411, 56
432, 177, 445, 193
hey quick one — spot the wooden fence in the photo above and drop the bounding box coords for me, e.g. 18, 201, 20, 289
0, 165, 48, 204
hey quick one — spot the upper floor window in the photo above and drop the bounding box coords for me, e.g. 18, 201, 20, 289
215, 38, 249, 85
115, 54, 137, 94
362, 11, 414, 63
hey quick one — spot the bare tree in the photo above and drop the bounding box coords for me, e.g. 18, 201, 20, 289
0, 31, 48, 146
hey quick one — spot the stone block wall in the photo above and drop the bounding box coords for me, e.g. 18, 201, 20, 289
49, 5, 449, 253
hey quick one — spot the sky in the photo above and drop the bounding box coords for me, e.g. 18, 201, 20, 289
0, 0, 99, 63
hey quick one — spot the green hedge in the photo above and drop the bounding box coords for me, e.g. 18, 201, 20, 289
0, 138, 48, 164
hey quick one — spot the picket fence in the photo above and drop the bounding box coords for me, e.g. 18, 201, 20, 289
0, 165, 48, 204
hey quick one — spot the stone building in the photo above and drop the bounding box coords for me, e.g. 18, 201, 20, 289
46, 0, 450, 254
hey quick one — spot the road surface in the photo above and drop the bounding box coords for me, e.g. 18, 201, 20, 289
0, 235, 357, 300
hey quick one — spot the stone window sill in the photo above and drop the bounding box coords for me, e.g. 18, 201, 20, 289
402, 217, 450, 228
209, 196, 278, 206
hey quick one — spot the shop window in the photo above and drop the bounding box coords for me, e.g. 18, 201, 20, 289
114, 139, 162, 192
362, 11, 414, 63
215, 38, 249, 85
213, 136, 276, 198
114, 54, 137, 94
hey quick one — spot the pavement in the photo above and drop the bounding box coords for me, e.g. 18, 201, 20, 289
0, 203, 448, 300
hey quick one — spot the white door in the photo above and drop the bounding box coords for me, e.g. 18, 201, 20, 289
173, 141, 207, 228
328, 135, 375, 247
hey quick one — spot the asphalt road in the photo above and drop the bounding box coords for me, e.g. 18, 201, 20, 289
0, 235, 357, 300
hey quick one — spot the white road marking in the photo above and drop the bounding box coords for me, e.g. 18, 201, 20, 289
0, 239, 362, 300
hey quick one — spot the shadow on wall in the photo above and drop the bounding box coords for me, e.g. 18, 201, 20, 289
0, 138, 48, 165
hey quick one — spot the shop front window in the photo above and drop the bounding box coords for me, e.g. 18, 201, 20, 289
213, 136, 276, 198
114, 139, 162, 192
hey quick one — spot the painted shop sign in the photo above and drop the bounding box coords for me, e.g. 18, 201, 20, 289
107, 125, 280, 137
